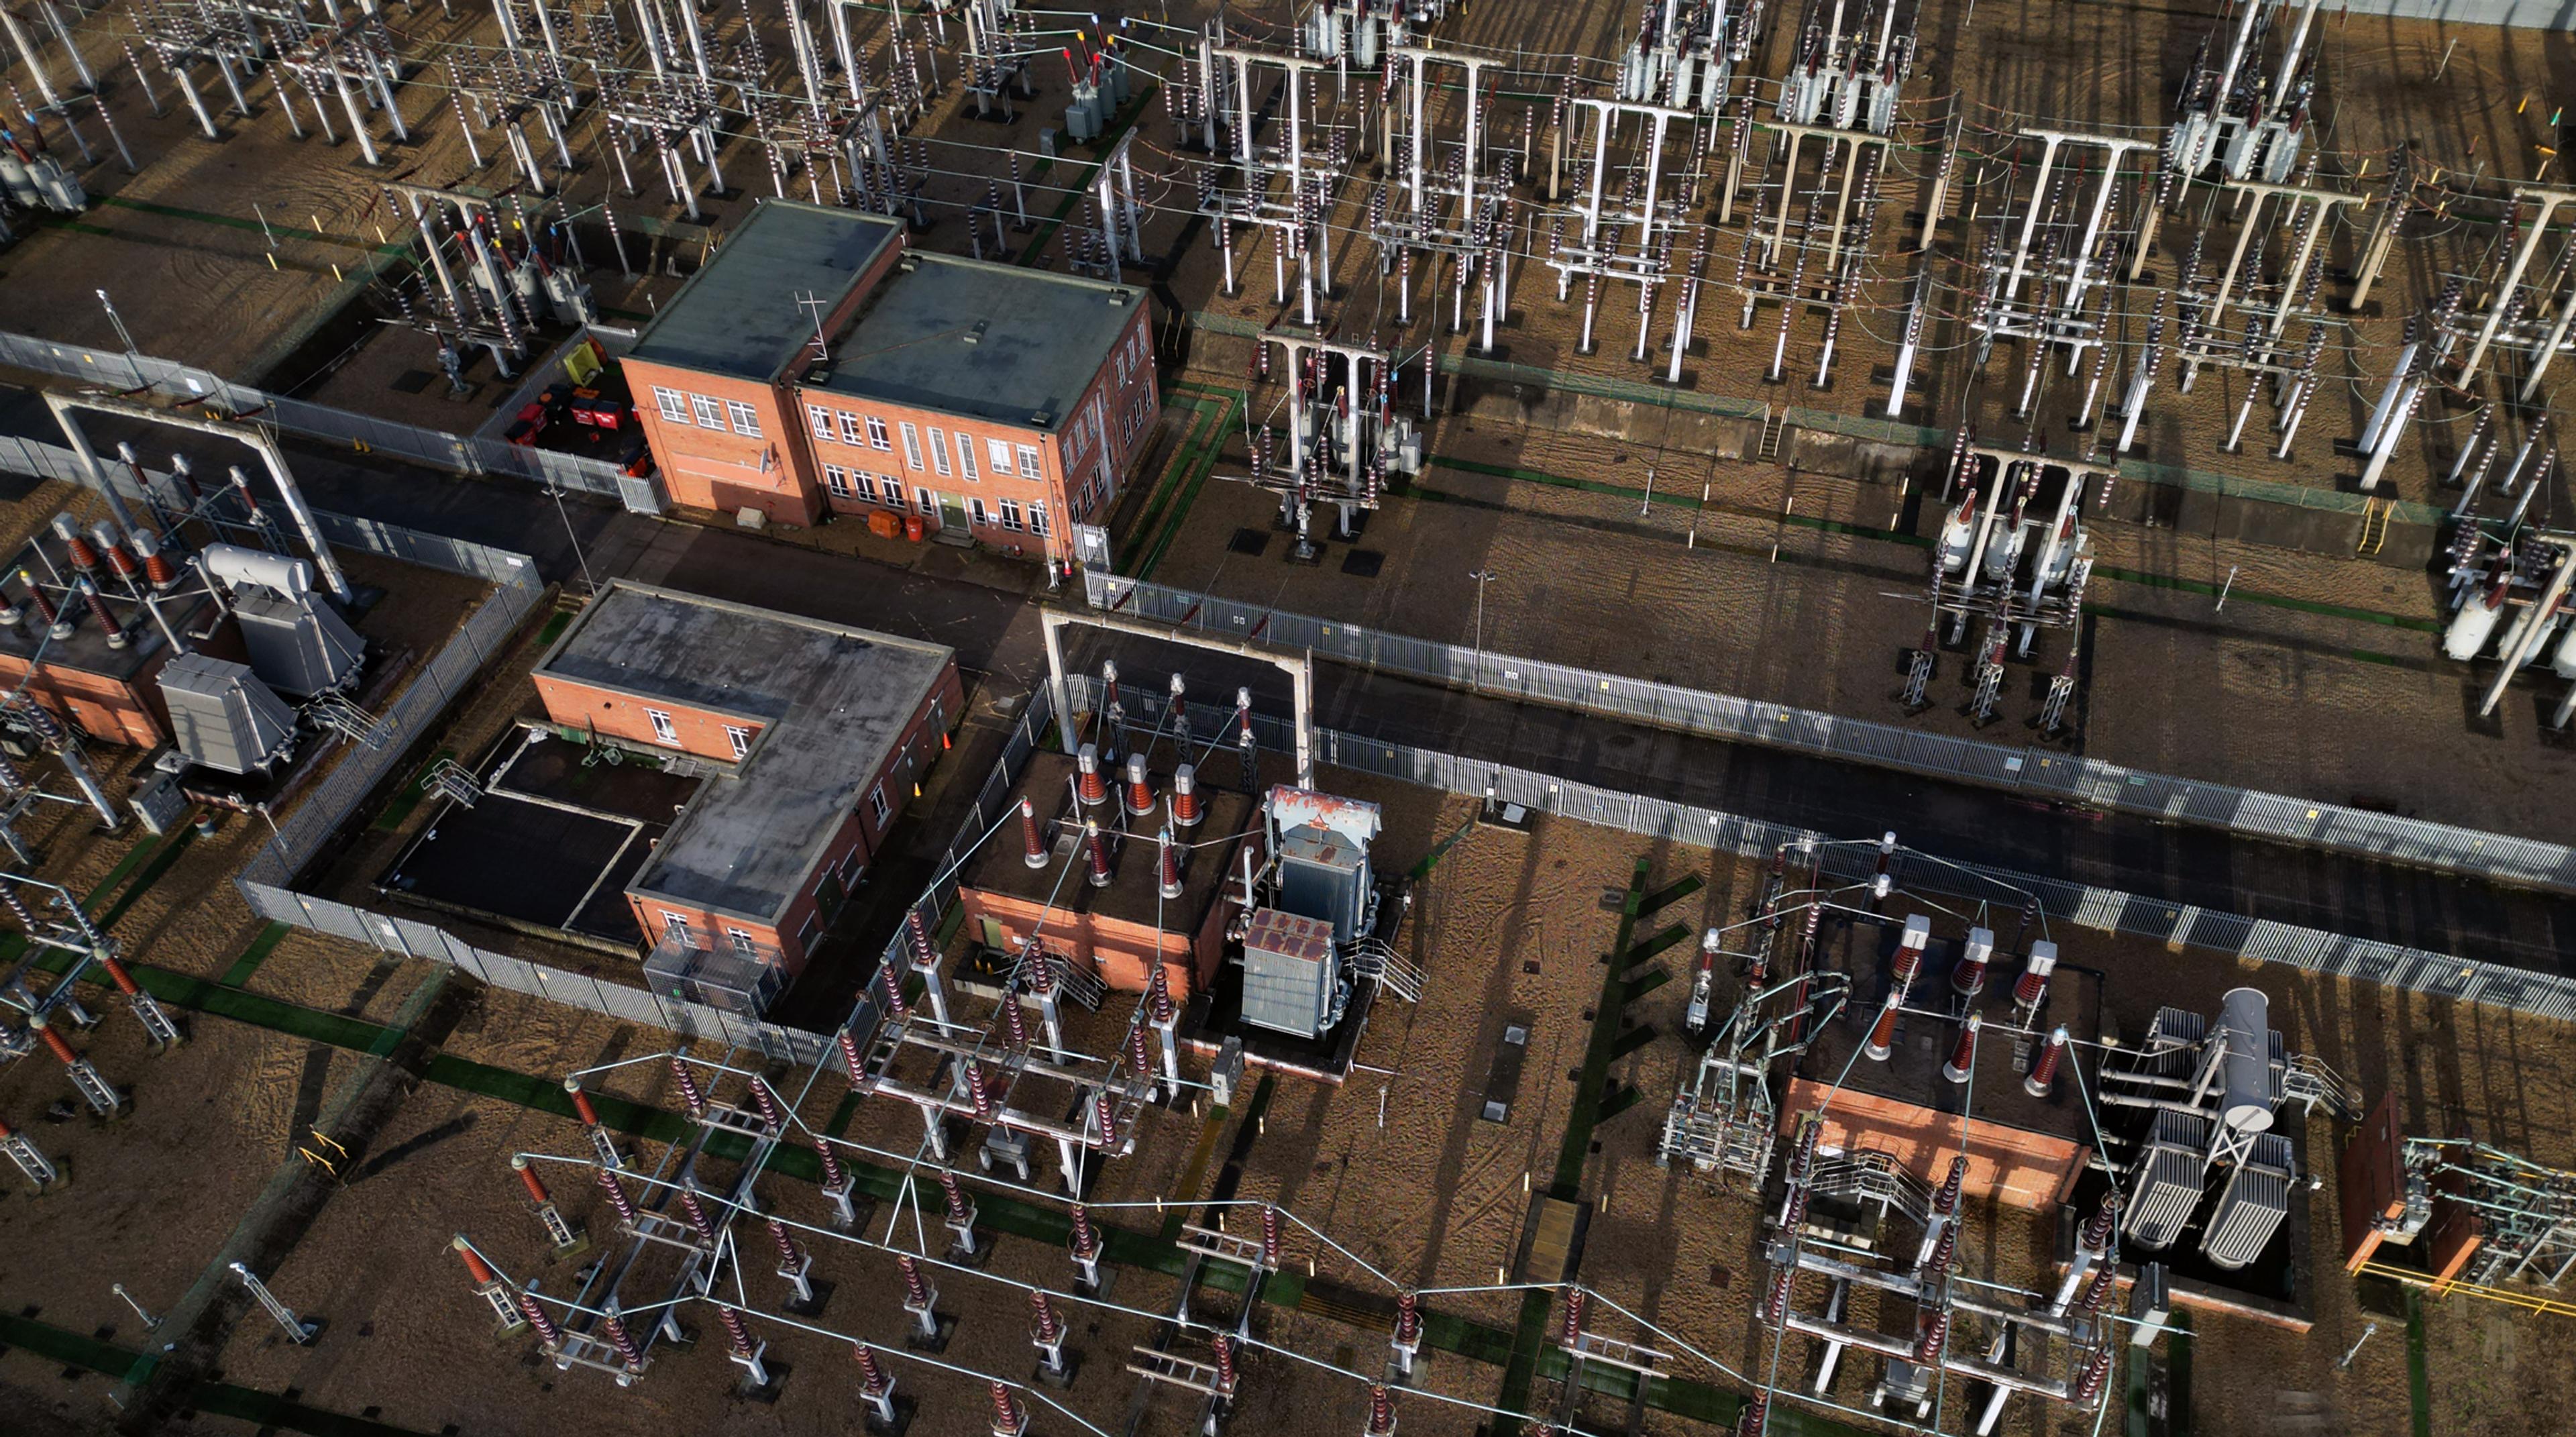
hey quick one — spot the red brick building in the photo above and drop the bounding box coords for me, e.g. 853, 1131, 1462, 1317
954, 749, 1254, 1002
619, 200, 1161, 553
532, 581, 963, 975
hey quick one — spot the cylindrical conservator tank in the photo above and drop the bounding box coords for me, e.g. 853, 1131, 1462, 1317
200, 542, 314, 598
2214, 987, 2274, 1136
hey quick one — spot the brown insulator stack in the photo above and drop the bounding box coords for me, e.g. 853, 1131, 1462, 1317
1171, 763, 1203, 827
1021, 796, 1049, 867
1077, 743, 1108, 806
1864, 990, 1901, 1061
1124, 751, 1156, 817
1084, 819, 1112, 887
2025, 1026, 2069, 1099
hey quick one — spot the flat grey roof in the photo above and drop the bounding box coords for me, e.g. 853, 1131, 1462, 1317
627, 202, 904, 382
536, 582, 953, 926
810, 253, 1139, 428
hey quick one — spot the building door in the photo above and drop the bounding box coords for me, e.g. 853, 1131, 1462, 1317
939, 493, 971, 533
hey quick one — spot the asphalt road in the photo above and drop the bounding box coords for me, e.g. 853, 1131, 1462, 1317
6, 384, 2573, 973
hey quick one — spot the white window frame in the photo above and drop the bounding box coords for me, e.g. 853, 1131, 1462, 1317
955, 433, 979, 481
927, 426, 951, 476
869, 784, 891, 822
808, 404, 835, 441
727, 926, 757, 957
824, 464, 853, 498
645, 708, 678, 745
999, 500, 1023, 532
1028, 502, 1049, 536
867, 415, 892, 450
690, 394, 724, 428
661, 910, 690, 940
987, 437, 1016, 476
967, 496, 990, 527
1016, 444, 1042, 479
900, 421, 924, 470
851, 472, 877, 501
838, 411, 865, 445
725, 725, 753, 759
726, 400, 763, 437
914, 486, 936, 516
655, 387, 692, 424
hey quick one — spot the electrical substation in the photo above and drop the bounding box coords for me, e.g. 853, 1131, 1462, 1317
7, 0, 2576, 1434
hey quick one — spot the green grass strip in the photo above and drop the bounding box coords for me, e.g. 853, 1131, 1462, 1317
1607, 1024, 1660, 1061
1626, 923, 1691, 963
1134, 390, 1241, 582
1115, 396, 1222, 573
218, 922, 294, 988
0, 1312, 437, 1437
1640, 873, 1705, 914
92, 195, 413, 256
1490, 1288, 1557, 1437
2405, 1291, 2433, 1437
95, 827, 199, 932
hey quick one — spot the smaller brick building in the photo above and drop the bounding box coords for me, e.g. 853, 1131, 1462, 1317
620, 199, 1161, 552
532, 581, 962, 975
955, 749, 1254, 1002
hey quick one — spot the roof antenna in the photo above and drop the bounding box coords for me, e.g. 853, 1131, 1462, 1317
794, 290, 833, 366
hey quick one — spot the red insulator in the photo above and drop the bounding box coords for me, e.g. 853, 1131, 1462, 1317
989, 1380, 1023, 1430
1077, 743, 1109, 806
881, 959, 910, 1019
1933, 1155, 1968, 1216
1394, 1289, 1421, 1344
1094, 1092, 1120, 1147
78, 580, 122, 646
17, 579, 52, 629
34, 1019, 77, 1066
816, 1139, 847, 1190
1951, 936, 1991, 998
1002, 994, 1030, 1049
767, 1217, 802, 1270
2076, 1342, 2114, 1404
2080, 1263, 2118, 1316
56, 519, 97, 572
1864, 992, 1900, 1061
1913, 1309, 1950, 1365
512, 1156, 551, 1206
1760, 1266, 1792, 1323
1085, 820, 1112, 887
839, 1028, 867, 1087
678, 1187, 718, 1243
1149, 963, 1175, 1026
1736, 1391, 1770, 1436
1172, 763, 1203, 827
1891, 933, 1925, 989
1159, 829, 1183, 900
1021, 796, 1049, 867
1562, 1288, 1587, 1346
97, 952, 141, 997
1941, 1013, 1982, 1083
940, 1171, 973, 1224
1929, 1222, 1959, 1275
133, 531, 178, 589
1125, 752, 1156, 817
2025, 1026, 2069, 1099
452, 1236, 498, 1285
1069, 1202, 1101, 1259
898, 1254, 932, 1306
966, 1061, 995, 1120
93, 524, 138, 580
1260, 1204, 1282, 1266
1128, 1022, 1152, 1075
906, 908, 936, 967
564, 1079, 604, 1128
1030, 1289, 1061, 1342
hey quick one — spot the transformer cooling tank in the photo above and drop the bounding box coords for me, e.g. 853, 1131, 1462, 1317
2443, 587, 2508, 662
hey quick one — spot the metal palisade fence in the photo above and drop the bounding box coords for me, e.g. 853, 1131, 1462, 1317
1083, 573, 2576, 896
0, 328, 669, 515
1063, 677, 2576, 1024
